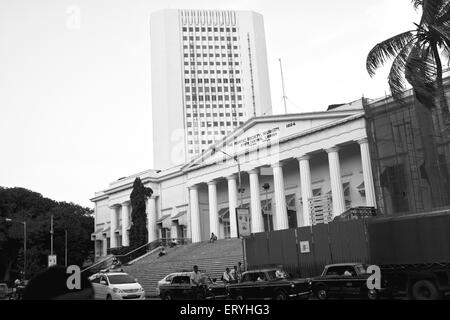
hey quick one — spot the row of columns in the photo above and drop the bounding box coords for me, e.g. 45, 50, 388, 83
188, 138, 376, 242
109, 201, 131, 249
108, 197, 159, 250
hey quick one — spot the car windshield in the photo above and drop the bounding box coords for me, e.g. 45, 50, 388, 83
107, 274, 136, 284
266, 270, 289, 280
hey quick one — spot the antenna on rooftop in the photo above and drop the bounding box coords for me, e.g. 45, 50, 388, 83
279, 58, 288, 114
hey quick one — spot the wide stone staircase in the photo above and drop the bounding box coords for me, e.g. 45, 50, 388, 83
123, 238, 243, 297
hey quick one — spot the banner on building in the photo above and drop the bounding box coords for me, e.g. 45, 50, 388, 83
236, 208, 251, 237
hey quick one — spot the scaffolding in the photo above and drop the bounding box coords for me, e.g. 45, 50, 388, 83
363, 85, 450, 216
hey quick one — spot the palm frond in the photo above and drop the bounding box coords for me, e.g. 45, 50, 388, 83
442, 44, 450, 66
429, 25, 450, 44
421, 0, 445, 24
388, 40, 416, 99
405, 45, 438, 107
436, 0, 450, 23
412, 0, 424, 10
366, 31, 415, 77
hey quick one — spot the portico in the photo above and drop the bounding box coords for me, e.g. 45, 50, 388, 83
182, 107, 376, 242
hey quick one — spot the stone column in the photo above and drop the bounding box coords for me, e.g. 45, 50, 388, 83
110, 205, 118, 248
227, 175, 238, 238
171, 224, 178, 239
271, 162, 289, 230
189, 186, 202, 243
298, 155, 313, 226
121, 201, 130, 247
208, 180, 220, 238
102, 236, 108, 257
147, 196, 157, 243
248, 168, 264, 233
358, 138, 377, 208
326, 146, 346, 217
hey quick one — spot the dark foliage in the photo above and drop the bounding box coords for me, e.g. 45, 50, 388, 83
0, 187, 94, 281
129, 178, 153, 248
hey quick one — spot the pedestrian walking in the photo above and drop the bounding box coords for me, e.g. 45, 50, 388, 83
190, 265, 203, 299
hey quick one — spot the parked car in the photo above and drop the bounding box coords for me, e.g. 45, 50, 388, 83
158, 273, 228, 300
227, 268, 312, 300
0, 283, 9, 299
89, 271, 145, 300
311, 263, 389, 300
156, 272, 188, 297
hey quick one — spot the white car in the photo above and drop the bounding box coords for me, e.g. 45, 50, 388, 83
156, 272, 191, 296
89, 272, 145, 300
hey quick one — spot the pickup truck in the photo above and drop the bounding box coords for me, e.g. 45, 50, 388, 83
227, 268, 312, 300
311, 263, 389, 300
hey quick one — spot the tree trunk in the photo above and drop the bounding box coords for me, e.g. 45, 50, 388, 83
431, 44, 450, 206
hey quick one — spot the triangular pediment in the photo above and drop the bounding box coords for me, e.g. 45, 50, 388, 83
182, 109, 362, 171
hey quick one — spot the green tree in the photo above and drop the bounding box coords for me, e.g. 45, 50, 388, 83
129, 178, 153, 248
366, 0, 450, 208
0, 187, 94, 281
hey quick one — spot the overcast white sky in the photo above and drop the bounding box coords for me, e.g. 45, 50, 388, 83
0, 0, 420, 208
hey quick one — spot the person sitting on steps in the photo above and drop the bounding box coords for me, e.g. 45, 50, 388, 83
209, 232, 218, 243
158, 247, 166, 258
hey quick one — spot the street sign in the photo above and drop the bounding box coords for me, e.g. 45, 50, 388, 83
300, 241, 310, 254
48, 255, 57, 267
236, 207, 251, 237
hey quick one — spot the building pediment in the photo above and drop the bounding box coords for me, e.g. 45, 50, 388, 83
182, 109, 362, 172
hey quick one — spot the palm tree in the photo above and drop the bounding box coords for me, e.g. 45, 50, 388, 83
367, 0, 450, 110
366, 0, 450, 210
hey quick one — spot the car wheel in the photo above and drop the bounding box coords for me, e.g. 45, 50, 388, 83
195, 292, 205, 300
235, 294, 245, 300
205, 292, 216, 300
106, 295, 112, 300
367, 289, 378, 300
163, 293, 173, 300
315, 286, 328, 300
411, 280, 441, 300
274, 290, 288, 300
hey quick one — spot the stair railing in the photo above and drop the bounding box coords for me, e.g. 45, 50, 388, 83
81, 255, 115, 275
115, 238, 192, 265
82, 238, 193, 275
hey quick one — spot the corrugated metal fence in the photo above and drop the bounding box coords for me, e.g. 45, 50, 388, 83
245, 219, 370, 278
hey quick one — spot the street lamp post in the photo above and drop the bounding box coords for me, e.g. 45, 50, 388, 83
213, 147, 246, 269
65, 229, 68, 267
4, 218, 27, 280
214, 148, 244, 207
262, 183, 270, 232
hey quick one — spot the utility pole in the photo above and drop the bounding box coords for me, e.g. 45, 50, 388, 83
23, 221, 26, 280
236, 160, 244, 208
65, 229, 68, 267
50, 215, 54, 256
279, 58, 288, 114
215, 148, 244, 208
262, 183, 271, 232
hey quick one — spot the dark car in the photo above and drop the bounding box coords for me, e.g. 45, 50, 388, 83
227, 268, 311, 300
311, 263, 387, 300
159, 273, 228, 300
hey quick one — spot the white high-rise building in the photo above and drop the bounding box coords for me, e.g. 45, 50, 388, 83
150, 9, 272, 169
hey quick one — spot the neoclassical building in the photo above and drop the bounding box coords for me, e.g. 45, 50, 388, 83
91, 100, 376, 258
